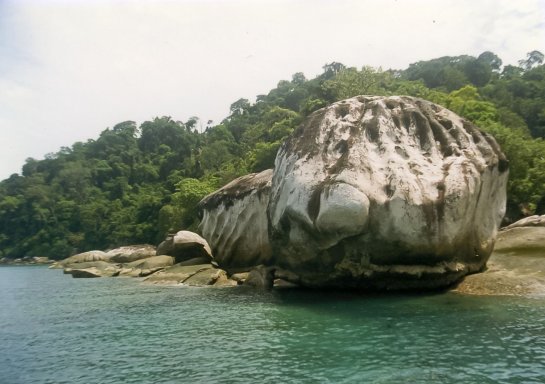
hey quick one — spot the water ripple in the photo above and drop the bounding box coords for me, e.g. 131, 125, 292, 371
1, 267, 545, 383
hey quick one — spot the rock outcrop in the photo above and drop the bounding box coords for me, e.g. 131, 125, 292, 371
64, 260, 121, 278
503, 214, 545, 230
266, 95, 508, 289
494, 215, 545, 255
106, 245, 156, 263
156, 231, 213, 263
143, 263, 237, 287
455, 222, 545, 296
50, 250, 110, 268
0, 256, 52, 265
118, 255, 174, 277
198, 169, 273, 271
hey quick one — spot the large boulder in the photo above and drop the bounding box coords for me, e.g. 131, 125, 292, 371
156, 231, 213, 263
268, 95, 508, 289
51, 250, 110, 268
198, 169, 273, 271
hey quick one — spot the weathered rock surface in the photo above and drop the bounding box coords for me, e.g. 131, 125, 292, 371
493, 227, 545, 255
119, 255, 174, 277
64, 261, 121, 278
0, 256, 52, 265
106, 244, 156, 263
156, 231, 213, 263
199, 169, 273, 271
454, 226, 545, 296
244, 265, 275, 290
268, 95, 508, 289
143, 263, 236, 286
51, 250, 110, 268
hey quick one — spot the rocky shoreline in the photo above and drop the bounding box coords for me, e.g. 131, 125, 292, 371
34, 214, 545, 297
0, 256, 53, 266
3, 218, 544, 296
5, 96, 544, 297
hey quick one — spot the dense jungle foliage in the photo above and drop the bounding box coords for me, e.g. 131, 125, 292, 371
1, 50, 545, 259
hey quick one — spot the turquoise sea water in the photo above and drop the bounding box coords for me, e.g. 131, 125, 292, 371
0, 266, 544, 384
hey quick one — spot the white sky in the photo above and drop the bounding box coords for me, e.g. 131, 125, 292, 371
1, 0, 544, 180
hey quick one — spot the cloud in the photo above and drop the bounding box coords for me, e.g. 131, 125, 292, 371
0, 0, 544, 179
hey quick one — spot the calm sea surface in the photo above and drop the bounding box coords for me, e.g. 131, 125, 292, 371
1, 266, 544, 384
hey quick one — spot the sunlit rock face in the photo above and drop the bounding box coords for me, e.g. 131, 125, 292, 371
198, 169, 273, 271
268, 95, 509, 289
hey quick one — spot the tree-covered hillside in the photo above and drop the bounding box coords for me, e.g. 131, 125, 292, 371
1, 51, 544, 259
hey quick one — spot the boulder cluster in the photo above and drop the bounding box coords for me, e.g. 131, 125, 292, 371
56, 96, 510, 291
51, 233, 243, 287
199, 96, 509, 290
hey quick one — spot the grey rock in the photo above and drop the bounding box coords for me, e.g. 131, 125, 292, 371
143, 264, 213, 285
106, 244, 156, 263
53, 250, 110, 268
268, 96, 508, 289
69, 268, 104, 278
230, 272, 249, 284
244, 265, 275, 290
198, 169, 273, 271
454, 227, 545, 296
63, 260, 121, 277
493, 227, 545, 255
504, 215, 545, 230
120, 255, 174, 277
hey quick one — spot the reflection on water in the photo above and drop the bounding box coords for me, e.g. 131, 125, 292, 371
1, 266, 544, 383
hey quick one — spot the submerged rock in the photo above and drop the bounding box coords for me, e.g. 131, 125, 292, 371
156, 231, 213, 263
198, 169, 273, 271
267, 95, 508, 289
